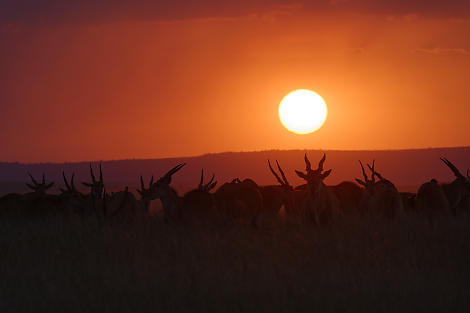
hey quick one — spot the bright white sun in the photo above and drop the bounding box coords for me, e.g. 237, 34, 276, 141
279, 89, 327, 134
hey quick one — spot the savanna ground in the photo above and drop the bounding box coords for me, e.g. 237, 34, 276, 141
1, 211, 470, 313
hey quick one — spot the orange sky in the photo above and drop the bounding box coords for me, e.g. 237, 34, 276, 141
1, 1, 470, 162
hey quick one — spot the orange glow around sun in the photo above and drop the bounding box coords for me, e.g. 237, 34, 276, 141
279, 90, 328, 134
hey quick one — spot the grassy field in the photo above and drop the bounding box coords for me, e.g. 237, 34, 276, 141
1, 212, 470, 313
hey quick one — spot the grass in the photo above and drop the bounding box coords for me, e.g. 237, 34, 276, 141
1, 212, 470, 313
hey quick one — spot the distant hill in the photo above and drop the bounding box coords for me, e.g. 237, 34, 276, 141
1, 147, 470, 195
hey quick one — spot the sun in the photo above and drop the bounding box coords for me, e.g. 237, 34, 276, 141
279, 89, 327, 134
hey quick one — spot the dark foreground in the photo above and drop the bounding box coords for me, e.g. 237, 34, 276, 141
1, 213, 470, 313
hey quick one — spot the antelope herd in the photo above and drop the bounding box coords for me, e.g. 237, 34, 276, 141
0, 154, 469, 226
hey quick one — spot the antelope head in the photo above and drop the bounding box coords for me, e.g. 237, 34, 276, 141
150, 163, 186, 199
60, 172, 83, 199
367, 160, 387, 182
26, 173, 54, 194
441, 157, 470, 195
60, 172, 78, 194
60, 172, 86, 214
355, 160, 376, 189
82, 163, 104, 199
295, 153, 332, 193
268, 159, 293, 192
198, 169, 217, 192
137, 175, 154, 202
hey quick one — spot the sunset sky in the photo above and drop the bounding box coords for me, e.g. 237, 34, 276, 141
1, 1, 470, 163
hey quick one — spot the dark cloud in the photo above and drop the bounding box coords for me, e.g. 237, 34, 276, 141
1, 0, 470, 26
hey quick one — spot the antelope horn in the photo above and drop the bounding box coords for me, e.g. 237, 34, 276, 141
63, 172, 71, 190
370, 160, 376, 182
268, 160, 284, 185
318, 153, 326, 171
368, 161, 383, 180
204, 174, 217, 188
206, 174, 215, 187
359, 160, 368, 181
89, 164, 96, 183
71, 174, 75, 189
42, 173, 45, 184
149, 175, 154, 187
440, 157, 464, 178
140, 175, 145, 190
28, 172, 38, 185
467, 168, 469, 180
102, 188, 107, 218
99, 163, 103, 183
165, 163, 186, 178
276, 160, 289, 185
199, 169, 204, 189
208, 181, 217, 191
304, 153, 312, 172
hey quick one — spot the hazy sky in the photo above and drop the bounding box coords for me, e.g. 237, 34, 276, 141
1, 0, 470, 162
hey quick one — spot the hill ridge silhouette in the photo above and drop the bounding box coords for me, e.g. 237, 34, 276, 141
1, 147, 470, 195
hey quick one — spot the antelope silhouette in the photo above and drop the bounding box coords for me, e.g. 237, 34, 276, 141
259, 160, 295, 215
356, 160, 403, 219
214, 177, 262, 226
439, 157, 470, 216
295, 153, 340, 225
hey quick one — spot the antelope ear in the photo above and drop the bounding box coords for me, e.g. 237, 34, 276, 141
322, 169, 332, 179
355, 179, 366, 186
295, 170, 307, 180
82, 182, 93, 187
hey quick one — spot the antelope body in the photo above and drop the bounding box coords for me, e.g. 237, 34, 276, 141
182, 169, 218, 224
415, 178, 450, 224
214, 178, 262, 226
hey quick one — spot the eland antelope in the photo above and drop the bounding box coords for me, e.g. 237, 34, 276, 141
295, 153, 340, 225
149, 163, 186, 222
259, 160, 295, 216
355, 160, 403, 219
182, 169, 219, 224
214, 177, 262, 226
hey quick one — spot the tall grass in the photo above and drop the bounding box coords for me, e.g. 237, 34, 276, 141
1, 213, 469, 313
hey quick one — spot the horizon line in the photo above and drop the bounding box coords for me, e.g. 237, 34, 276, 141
2, 145, 470, 166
